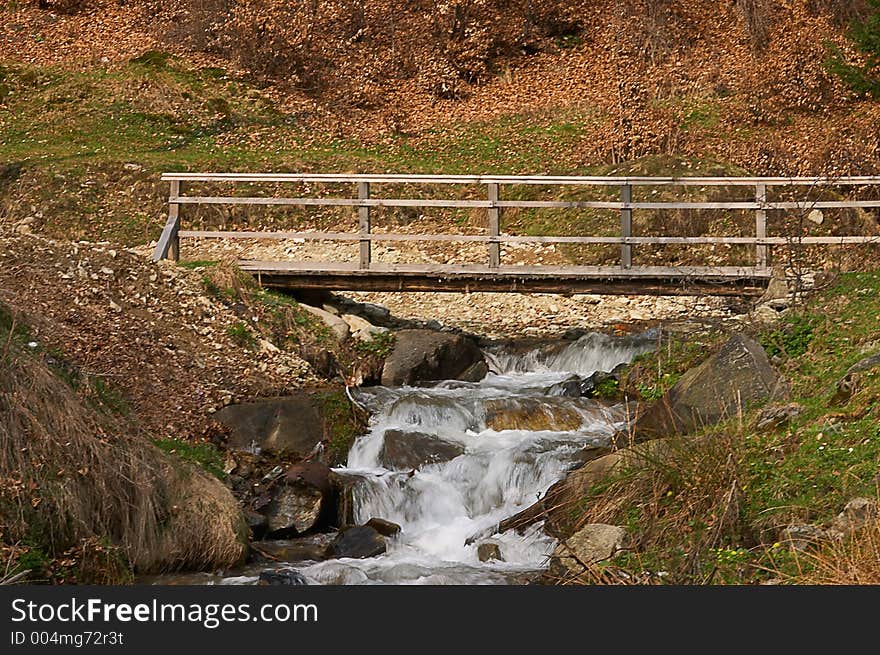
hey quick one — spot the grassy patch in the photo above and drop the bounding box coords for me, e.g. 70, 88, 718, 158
313, 389, 367, 466
153, 438, 227, 480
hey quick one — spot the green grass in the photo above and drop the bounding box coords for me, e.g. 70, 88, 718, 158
153, 438, 227, 480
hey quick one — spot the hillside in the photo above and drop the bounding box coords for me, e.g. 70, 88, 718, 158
2, 1, 880, 587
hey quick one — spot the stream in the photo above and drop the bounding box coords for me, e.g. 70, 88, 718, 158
148, 330, 657, 586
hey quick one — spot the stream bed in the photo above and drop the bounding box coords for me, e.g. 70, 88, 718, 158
149, 330, 657, 585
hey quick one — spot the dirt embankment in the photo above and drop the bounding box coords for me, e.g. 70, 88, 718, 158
0, 234, 315, 440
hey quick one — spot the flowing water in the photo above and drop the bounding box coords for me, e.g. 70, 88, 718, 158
145, 330, 657, 586
293, 330, 657, 585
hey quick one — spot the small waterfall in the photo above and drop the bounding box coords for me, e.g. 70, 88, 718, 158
295, 330, 654, 585
484, 329, 658, 376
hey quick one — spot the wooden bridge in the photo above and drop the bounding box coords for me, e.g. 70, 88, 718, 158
152, 173, 880, 296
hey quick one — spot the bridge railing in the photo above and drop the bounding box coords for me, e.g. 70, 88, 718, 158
152, 173, 880, 276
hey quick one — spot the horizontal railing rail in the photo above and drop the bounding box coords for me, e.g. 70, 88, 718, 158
152, 173, 880, 283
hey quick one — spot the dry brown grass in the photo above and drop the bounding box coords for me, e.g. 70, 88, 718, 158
795, 515, 880, 584
0, 324, 247, 579
570, 433, 748, 583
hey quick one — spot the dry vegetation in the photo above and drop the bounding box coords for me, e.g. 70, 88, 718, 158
0, 313, 247, 582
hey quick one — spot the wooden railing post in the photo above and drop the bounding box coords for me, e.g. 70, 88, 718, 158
755, 182, 768, 271
620, 183, 632, 269
169, 180, 181, 262
152, 179, 181, 262
358, 181, 371, 269
488, 183, 501, 267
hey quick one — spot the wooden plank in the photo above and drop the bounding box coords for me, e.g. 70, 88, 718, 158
152, 180, 181, 262
358, 181, 370, 269
161, 172, 880, 187
488, 183, 500, 268
756, 183, 768, 271
177, 230, 880, 245
171, 196, 880, 210
237, 260, 771, 279
620, 184, 632, 269
250, 273, 769, 296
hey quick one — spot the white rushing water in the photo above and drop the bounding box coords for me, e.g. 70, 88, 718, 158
291, 330, 657, 585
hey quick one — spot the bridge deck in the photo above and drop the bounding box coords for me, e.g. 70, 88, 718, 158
238, 261, 773, 296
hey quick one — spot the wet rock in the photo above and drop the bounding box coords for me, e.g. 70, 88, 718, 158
501, 440, 673, 537
629, 333, 781, 443
756, 403, 805, 430
258, 568, 309, 585
214, 393, 332, 458
285, 461, 333, 498
328, 525, 387, 559
477, 542, 503, 562
832, 353, 880, 405
549, 524, 630, 577
264, 485, 324, 536
250, 535, 333, 562
306, 562, 370, 585
483, 397, 584, 432
365, 517, 402, 537
547, 374, 596, 398
379, 429, 465, 470
244, 509, 269, 541
381, 329, 484, 386
458, 360, 489, 383
329, 470, 370, 527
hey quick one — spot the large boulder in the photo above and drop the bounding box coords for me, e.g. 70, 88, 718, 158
483, 397, 586, 432
548, 524, 630, 578
381, 329, 486, 386
499, 440, 672, 537
379, 429, 465, 470
214, 390, 362, 461
629, 333, 780, 443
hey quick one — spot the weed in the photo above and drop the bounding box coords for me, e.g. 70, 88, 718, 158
153, 438, 227, 480
226, 321, 257, 349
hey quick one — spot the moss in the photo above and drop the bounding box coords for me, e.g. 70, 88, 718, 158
153, 438, 228, 480
313, 389, 367, 466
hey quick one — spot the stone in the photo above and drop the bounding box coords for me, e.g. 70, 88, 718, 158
381, 329, 485, 386
755, 403, 804, 430
477, 542, 503, 562
832, 352, 880, 405
807, 209, 824, 225
365, 517, 402, 537
379, 429, 465, 470
341, 313, 388, 341
830, 497, 878, 536
258, 568, 309, 585
285, 461, 333, 498
500, 440, 673, 537
781, 524, 828, 551
328, 525, 387, 559
629, 333, 780, 442
214, 393, 328, 457
329, 470, 370, 527
244, 509, 268, 540
250, 536, 334, 562
483, 397, 584, 432
264, 485, 324, 536
550, 524, 630, 576
299, 303, 350, 343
